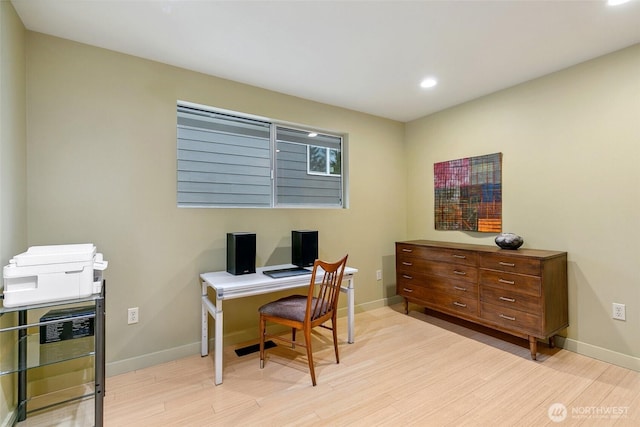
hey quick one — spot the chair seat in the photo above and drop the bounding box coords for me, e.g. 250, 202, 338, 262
259, 295, 328, 322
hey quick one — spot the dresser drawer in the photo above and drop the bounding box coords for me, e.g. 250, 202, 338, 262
479, 253, 541, 276
397, 257, 477, 283
480, 302, 542, 335
428, 275, 477, 297
428, 293, 478, 316
479, 269, 541, 296
397, 281, 477, 314
480, 285, 541, 315
397, 271, 477, 297
396, 244, 477, 267
397, 282, 432, 302
397, 269, 431, 288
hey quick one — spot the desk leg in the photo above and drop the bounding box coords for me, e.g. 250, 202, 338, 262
201, 279, 209, 357
347, 277, 355, 344
214, 297, 223, 385
201, 294, 224, 385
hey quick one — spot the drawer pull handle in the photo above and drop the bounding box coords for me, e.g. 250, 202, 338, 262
453, 302, 467, 308
453, 254, 466, 259
402, 288, 413, 293
402, 261, 413, 266
499, 314, 516, 321
402, 275, 413, 280
453, 270, 466, 275
498, 278, 515, 285
453, 286, 467, 291
499, 296, 516, 303
499, 262, 515, 267
402, 248, 413, 252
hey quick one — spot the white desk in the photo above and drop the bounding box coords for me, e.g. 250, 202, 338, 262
200, 264, 358, 385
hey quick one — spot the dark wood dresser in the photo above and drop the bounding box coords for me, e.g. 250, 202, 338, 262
396, 240, 568, 359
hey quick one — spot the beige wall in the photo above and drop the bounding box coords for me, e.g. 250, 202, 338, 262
0, 1, 27, 424
406, 44, 640, 369
25, 33, 406, 374
8, 19, 640, 383
0, 0, 27, 268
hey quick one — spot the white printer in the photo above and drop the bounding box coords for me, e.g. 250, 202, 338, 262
2, 244, 108, 307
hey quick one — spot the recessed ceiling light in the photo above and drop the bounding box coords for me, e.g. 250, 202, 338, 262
420, 77, 438, 89
607, 0, 631, 5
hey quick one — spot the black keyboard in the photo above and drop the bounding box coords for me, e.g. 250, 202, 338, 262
263, 267, 311, 279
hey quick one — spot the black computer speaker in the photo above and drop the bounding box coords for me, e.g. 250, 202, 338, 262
227, 232, 256, 275
292, 230, 318, 267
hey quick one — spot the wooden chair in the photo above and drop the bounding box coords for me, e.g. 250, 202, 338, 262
259, 255, 348, 386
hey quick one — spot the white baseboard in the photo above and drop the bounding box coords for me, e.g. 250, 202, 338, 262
348, 295, 404, 313
556, 337, 640, 372
106, 341, 201, 377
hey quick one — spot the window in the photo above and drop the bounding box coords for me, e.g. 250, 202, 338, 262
275, 127, 343, 206
177, 102, 346, 208
308, 146, 341, 176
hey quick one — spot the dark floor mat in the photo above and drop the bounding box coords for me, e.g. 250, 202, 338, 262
234, 340, 276, 357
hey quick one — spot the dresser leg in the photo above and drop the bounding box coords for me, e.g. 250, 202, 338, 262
548, 336, 555, 348
529, 336, 537, 360
403, 298, 409, 315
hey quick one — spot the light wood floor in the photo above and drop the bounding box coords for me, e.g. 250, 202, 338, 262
20, 304, 640, 426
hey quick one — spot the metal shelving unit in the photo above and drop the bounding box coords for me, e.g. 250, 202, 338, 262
0, 282, 105, 426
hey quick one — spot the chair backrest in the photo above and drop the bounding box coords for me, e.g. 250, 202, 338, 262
306, 255, 348, 322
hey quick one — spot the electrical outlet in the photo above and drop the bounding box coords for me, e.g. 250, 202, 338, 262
612, 303, 626, 321
376, 270, 382, 281
128, 307, 139, 324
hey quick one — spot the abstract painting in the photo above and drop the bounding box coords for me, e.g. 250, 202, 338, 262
434, 153, 502, 232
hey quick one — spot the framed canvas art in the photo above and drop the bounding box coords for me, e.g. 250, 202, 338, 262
434, 153, 502, 232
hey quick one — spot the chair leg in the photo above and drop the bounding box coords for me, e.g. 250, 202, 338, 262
332, 317, 340, 364
303, 326, 316, 386
292, 327, 296, 349
259, 315, 265, 369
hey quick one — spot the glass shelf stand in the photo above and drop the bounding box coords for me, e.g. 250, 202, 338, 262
0, 284, 105, 426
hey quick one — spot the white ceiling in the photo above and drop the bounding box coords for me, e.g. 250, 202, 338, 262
11, 0, 640, 122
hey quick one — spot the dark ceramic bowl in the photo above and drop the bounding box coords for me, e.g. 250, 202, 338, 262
495, 233, 524, 250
